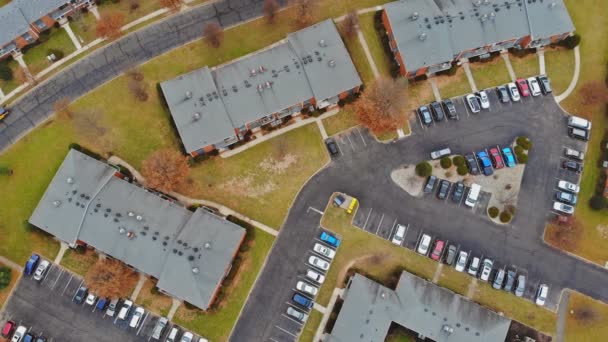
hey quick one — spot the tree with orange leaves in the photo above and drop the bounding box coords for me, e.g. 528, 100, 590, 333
85, 258, 139, 298
141, 149, 190, 192
355, 77, 409, 135
96, 12, 125, 39
159, 0, 183, 12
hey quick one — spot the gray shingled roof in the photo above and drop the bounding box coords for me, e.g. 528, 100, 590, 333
14, 0, 68, 22
0, 3, 31, 48
29, 149, 246, 310
385, 0, 574, 72
160, 67, 236, 154
327, 272, 511, 342
287, 19, 362, 103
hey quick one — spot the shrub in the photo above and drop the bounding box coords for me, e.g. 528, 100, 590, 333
558, 34, 581, 49
488, 207, 499, 218
589, 195, 608, 210
514, 145, 524, 155
0, 166, 13, 175
453, 155, 465, 167
0, 267, 11, 289
456, 165, 468, 176
516, 136, 532, 150
499, 211, 512, 223
516, 153, 528, 164
0, 62, 12, 81
47, 48, 64, 61
415, 162, 432, 177
440, 156, 453, 169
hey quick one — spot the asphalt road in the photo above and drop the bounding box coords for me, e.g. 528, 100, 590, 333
231, 92, 608, 341
0, 0, 283, 152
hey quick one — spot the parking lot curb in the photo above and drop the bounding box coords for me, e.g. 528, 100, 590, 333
0, 272, 22, 313
541, 232, 607, 271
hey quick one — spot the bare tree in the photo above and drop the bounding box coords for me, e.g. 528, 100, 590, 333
128, 79, 148, 102
14, 67, 34, 85
96, 12, 125, 39
203, 22, 224, 48
291, 0, 317, 27
53, 97, 73, 121
340, 11, 359, 39
159, 0, 183, 12
72, 108, 114, 154
355, 78, 409, 134
141, 149, 190, 192
263, 0, 280, 24
85, 259, 139, 298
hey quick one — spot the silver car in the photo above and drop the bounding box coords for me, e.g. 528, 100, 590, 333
514, 275, 526, 297
454, 251, 468, 272
493, 269, 505, 290
479, 258, 493, 282
287, 307, 308, 322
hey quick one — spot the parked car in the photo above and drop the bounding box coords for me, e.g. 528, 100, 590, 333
535, 284, 549, 306
568, 127, 590, 141
325, 139, 339, 157
166, 327, 179, 342
417, 234, 432, 255
479, 258, 493, 282
476, 151, 494, 176
423, 175, 438, 194
514, 274, 526, 297
430, 101, 445, 121
418, 105, 433, 125
507, 82, 520, 101
313, 243, 336, 259
488, 147, 505, 169
151, 317, 168, 340
558, 180, 580, 193
527, 77, 542, 96
503, 270, 516, 292
465, 153, 479, 175
106, 299, 119, 317
442, 99, 457, 119
1, 320, 15, 338
0, 107, 10, 122
465, 94, 481, 113
436, 180, 451, 200
320, 232, 340, 247
557, 191, 577, 205
129, 307, 145, 328
430, 240, 445, 261
467, 257, 481, 276
292, 293, 314, 309
333, 194, 345, 207
496, 85, 510, 103
23, 333, 34, 342
391, 224, 406, 246
96, 297, 108, 311
476, 90, 490, 109
24, 254, 40, 276
33, 260, 50, 281
34, 336, 47, 342
465, 183, 482, 208
306, 269, 325, 284
501, 147, 516, 167
564, 147, 584, 161
85, 293, 97, 306
537, 75, 552, 94
493, 269, 505, 290
451, 182, 465, 203
562, 160, 583, 173
516, 78, 530, 97
553, 201, 575, 215
430, 147, 451, 160
11, 326, 26, 342
444, 245, 457, 265
180, 332, 194, 342
454, 251, 468, 272
118, 299, 133, 320
308, 256, 330, 271
286, 307, 308, 322
73, 286, 88, 304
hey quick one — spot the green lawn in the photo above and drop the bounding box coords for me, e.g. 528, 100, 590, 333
565, 292, 608, 342
358, 12, 392, 78
469, 57, 512, 90
0, 0, 11, 7
0, 59, 23, 94
97, 0, 163, 24
436, 68, 472, 99
375, 122, 410, 142
300, 308, 323, 342
341, 33, 374, 85
0, 263, 19, 309
23, 28, 77, 75
70, 11, 99, 45
407, 79, 435, 109
135, 278, 174, 317
60, 248, 98, 276
173, 228, 275, 342
544, 48, 575, 95
385, 328, 415, 342
510, 53, 539, 79
322, 105, 359, 136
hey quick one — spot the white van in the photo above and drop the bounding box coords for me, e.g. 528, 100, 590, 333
567, 116, 591, 130
391, 224, 406, 246
465, 183, 481, 208
430, 148, 451, 160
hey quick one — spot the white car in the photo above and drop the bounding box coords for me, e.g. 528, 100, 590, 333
391, 224, 406, 246
308, 256, 330, 271
181, 332, 194, 342
454, 251, 468, 272
467, 257, 481, 276
476, 90, 490, 109
553, 201, 574, 215
527, 77, 542, 96
296, 281, 318, 296
558, 180, 580, 193
313, 243, 336, 259
306, 269, 325, 284
507, 82, 521, 102
85, 293, 97, 306
33, 259, 50, 281
118, 299, 133, 320
287, 307, 308, 322
535, 284, 549, 306
479, 258, 493, 281
129, 307, 145, 328
417, 234, 432, 255
11, 326, 27, 342
465, 94, 481, 113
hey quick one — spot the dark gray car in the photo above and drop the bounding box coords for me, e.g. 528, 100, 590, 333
451, 182, 465, 203
442, 99, 457, 119
496, 85, 510, 103
503, 270, 516, 292
424, 176, 437, 194
437, 180, 451, 200
444, 245, 457, 265
430, 101, 445, 122
465, 154, 479, 175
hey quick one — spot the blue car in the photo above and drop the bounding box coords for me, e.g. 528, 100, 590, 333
96, 297, 108, 310
320, 232, 340, 247
501, 147, 516, 167
476, 151, 494, 176
292, 293, 314, 309
24, 253, 40, 275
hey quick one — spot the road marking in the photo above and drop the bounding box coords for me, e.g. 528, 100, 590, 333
137, 312, 149, 335
345, 133, 355, 151
375, 214, 385, 235
62, 274, 74, 296
462, 97, 471, 117
415, 110, 426, 130
307, 207, 324, 215
269, 338, 281, 342
387, 219, 398, 241
51, 268, 64, 290
356, 127, 367, 146
276, 325, 299, 337
362, 208, 373, 230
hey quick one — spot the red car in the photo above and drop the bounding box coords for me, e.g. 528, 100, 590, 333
430, 240, 445, 261
516, 78, 530, 97
489, 147, 505, 169
1, 320, 15, 338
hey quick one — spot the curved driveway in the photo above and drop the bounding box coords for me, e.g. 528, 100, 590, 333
0, 0, 273, 152
231, 94, 608, 341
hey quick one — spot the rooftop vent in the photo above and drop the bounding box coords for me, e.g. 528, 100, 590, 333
193, 112, 201, 121
66, 177, 74, 184
118, 227, 126, 234
136, 215, 143, 221
204, 241, 212, 249
328, 59, 336, 68
128, 211, 135, 217
483, 0, 490, 5
244, 80, 251, 88
318, 39, 326, 47
249, 69, 256, 77
232, 85, 238, 93
490, 12, 496, 19
258, 65, 266, 73
52, 200, 62, 207
418, 32, 427, 41
480, 14, 488, 22
442, 325, 454, 334
410, 11, 419, 20
549, 2, 557, 8
185, 91, 192, 99
474, 0, 482, 6
127, 231, 135, 239
256, 84, 264, 93
265, 81, 273, 89
192, 267, 199, 274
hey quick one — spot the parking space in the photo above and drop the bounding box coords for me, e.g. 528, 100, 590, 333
330, 127, 370, 158
1, 260, 204, 342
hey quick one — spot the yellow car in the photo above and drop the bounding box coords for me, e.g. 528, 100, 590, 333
346, 198, 358, 214
0, 107, 9, 122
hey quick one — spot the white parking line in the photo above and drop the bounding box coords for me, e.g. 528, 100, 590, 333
462, 98, 471, 117
307, 207, 324, 215
415, 111, 425, 130
387, 219, 398, 241
362, 208, 373, 230
51, 268, 64, 290
345, 133, 356, 151
275, 325, 299, 337
61, 274, 74, 296
137, 312, 149, 335
269, 338, 281, 342
375, 214, 385, 235
356, 127, 367, 147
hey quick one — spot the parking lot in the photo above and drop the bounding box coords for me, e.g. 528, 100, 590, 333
324, 126, 370, 160
1, 261, 205, 342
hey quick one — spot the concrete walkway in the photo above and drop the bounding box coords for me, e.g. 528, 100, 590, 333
313, 288, 344, 342
555, 46, 581, 103
316, 119, 328, 140
53, 242, 69, 264
130, 272, 147, 301
357, 28, 380, 79
460, 58, 478, 92
432, 263, 443, 283
465, 278, 477, 299
0, 255, 23, 271
501, 52, 517, 82
0, 87, 4, 99
429, 77, 441, 102
537, 48, 546, 75
60, 20, 83, 50
88, 5, 100, 20
555, 290, 571, 342
167, 298, 182, 320
312, 302, 327, 314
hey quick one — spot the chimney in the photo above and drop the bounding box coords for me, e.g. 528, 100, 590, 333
185, 91, 192, 99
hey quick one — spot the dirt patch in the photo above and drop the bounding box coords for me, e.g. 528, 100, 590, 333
391, 165, 425, 197
545, 220, 583, 252
596, 225, 608, 239
218, 175, 278, 198
259, 154, 297, 174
